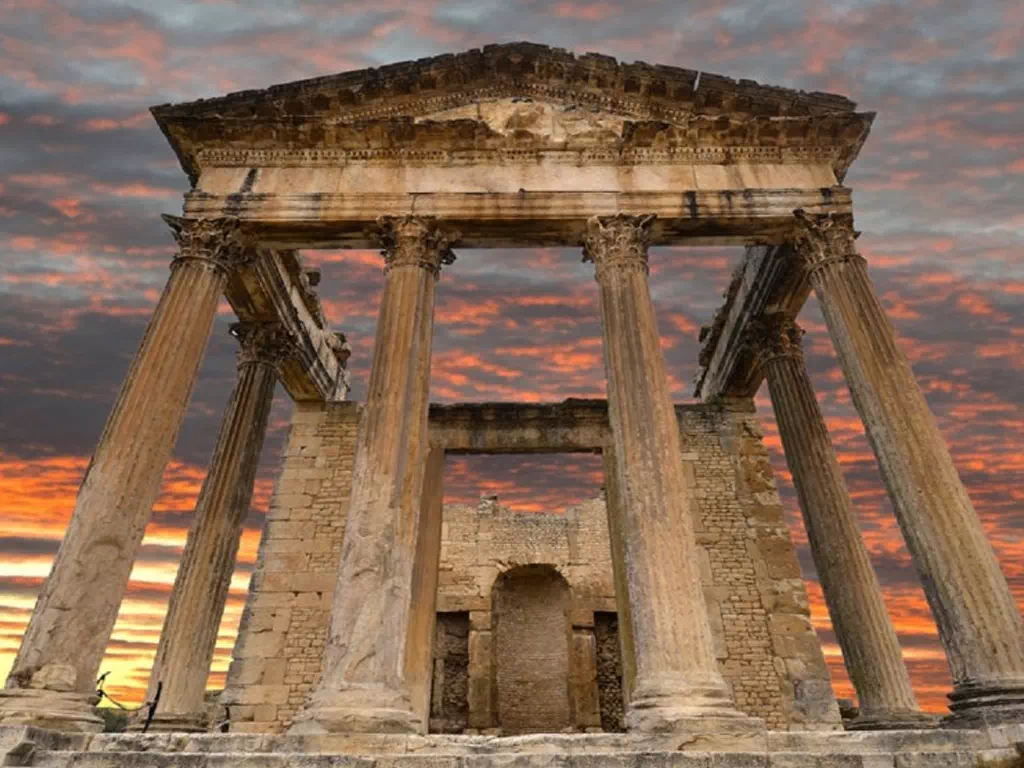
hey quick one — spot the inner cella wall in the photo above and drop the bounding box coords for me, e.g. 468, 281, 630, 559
221, 399, 841, 734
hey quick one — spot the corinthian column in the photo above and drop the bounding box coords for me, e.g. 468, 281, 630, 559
792, 210, 1024, 727
583, 214, 752, 734
0, 217, 247, 732
139, 321, 295, 732
291, 216, 455, 735
751, 314, 931, 730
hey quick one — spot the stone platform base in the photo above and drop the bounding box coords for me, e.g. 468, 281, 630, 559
2, 725, 1023, 767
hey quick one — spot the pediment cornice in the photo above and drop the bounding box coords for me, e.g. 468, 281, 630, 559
153, 42, 871, 184
191, 111, 872, 176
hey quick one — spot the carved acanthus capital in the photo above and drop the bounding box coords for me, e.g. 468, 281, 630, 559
581, 214, 656, 282
163, 215, 252, 275
374, 216, 458, 278
747, 314, 805, 368
230, 322, 298, 371
791, 210, 863, 277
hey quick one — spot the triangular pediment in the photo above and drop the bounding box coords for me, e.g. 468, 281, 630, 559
153, 42, 871, 183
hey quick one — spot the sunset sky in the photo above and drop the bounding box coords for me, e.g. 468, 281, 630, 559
1, 0, 1022, 715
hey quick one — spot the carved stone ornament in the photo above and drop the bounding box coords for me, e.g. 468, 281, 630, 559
748, 314, 805, 367
327, 331, 353, 368
791, 209, 863, 277
581, 214, 656, 282
162, 215, 251, 275
230, 322, 298, 370
374, 216, 458, 278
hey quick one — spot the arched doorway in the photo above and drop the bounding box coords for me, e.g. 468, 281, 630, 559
492, 564, 572, 733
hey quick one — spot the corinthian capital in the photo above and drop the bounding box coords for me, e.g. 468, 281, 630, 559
230, 322, 298, 371
582, 214, 655, 282
791, 210, 861, 275
163, 215, 252, 275
374, 216, 458, 278
747, 314, 805, 367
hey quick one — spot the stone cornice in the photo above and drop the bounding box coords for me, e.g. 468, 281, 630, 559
151, 42, 872, 185
194, 140, 848, 171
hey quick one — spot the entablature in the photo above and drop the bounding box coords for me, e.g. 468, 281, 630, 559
227, 249, 349, 402
185, 187, 853, 249
694, 244, 810, 400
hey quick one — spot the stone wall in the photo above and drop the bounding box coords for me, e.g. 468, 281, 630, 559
221, 402, 359, 732
222, 399, 840, 733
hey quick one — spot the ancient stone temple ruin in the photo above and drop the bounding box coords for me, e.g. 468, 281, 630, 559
2, 43, 1023, 766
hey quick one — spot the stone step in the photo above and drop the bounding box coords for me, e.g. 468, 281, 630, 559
22, 748, 1024, 768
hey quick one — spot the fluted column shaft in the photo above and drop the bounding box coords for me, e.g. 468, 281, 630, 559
292, 216, 455, 735
141, 322, 292, 732
0, 217, 245, 733
583, 215, 749, 733
754, 315, 929, 729
793, 211, 1024, 726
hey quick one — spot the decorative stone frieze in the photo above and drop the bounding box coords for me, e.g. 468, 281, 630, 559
791, 210, 1024, 727
749, 314, 931, 730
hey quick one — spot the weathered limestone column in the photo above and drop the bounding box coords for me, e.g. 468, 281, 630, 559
291, 216, 455, 734
751, 314, 931, 730
138, 321, 295, 732
793, 210, 1024, 727
0, 216, 245, 733
583, 214, 753, 734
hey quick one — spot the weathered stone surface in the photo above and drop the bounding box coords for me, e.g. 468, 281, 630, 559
5, 725, 1020, 767
17, 39, 1024, 768
140, 322, 295, 732
750, 315, 929, 731
583, 214, 752, 733
291, 217, 456, 735
792, 211, 1024, 726
225, 398, 830, 735
0, 217, 247, 733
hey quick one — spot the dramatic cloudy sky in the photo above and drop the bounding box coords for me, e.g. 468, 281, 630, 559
1, 0, 1022, 714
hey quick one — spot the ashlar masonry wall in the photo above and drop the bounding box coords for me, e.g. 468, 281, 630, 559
221, 399, 841, 733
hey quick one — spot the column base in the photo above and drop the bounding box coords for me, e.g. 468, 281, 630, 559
625, 679, 760, 736
0, 689, 103, 733
126, 712, 208, 733
846, 710, 937, 731
943, 679, 1024, 729
288, 686, 422, 735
